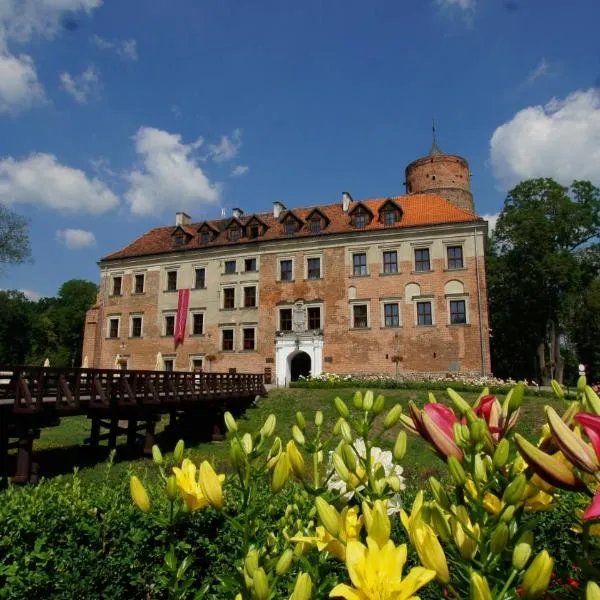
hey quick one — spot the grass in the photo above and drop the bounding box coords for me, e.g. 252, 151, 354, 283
19, 386, 563, 488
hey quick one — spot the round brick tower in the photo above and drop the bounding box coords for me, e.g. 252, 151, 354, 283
405, 141, 474, 213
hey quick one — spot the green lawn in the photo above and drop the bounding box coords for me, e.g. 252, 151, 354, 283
24, 386, 561, 487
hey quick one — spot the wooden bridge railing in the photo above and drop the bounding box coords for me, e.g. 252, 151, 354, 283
0, 366, 267, 484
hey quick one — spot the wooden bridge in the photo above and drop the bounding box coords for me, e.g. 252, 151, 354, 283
0, 365, 266, 484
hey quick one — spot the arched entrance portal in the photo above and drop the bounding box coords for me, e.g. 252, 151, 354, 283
290, 352, 311, 381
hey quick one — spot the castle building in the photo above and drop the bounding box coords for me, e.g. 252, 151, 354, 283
82, 143, 491, 385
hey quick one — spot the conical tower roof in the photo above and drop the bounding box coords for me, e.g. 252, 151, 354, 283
429, 141, 444, 156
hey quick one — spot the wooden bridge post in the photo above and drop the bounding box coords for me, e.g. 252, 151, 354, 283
143, 419, 156, 456
0, 417, 8, 478
13, 429, 39, 484
211, 411, 225, 441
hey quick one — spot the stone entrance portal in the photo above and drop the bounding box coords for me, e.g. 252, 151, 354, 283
290, 352, 311, 381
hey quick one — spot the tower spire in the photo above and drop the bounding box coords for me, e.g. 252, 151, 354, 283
429, 118, 443, 156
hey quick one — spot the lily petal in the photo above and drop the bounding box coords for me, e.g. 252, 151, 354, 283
575, 412, 600, 460
423, 403, 459, 440
583, 489, 600, 521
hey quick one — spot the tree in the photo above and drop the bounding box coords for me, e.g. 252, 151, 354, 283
0, 291, 38, 364
488, 178, 600, 384
0, 203, 31, 269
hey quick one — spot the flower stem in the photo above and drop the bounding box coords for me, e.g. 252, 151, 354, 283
497, 569, 518, 600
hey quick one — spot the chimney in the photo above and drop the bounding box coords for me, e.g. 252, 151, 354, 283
342, 192, 353, 213
273, 201, 286, 219
232, 207, 244, 219
176, 211, 191, 226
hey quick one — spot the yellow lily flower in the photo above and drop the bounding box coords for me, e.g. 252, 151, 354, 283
172, 458, 225, 511
329, 537, 435, 600
449, 505, 479, 560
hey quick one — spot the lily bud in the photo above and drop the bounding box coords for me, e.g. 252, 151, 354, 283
470, 571, 493, 600
490, 522, 509, 555
586, 582, 600, 600
199, 461, 224, 509
470, 419, 486, 444
292, 424, 306, 446
502, 473, 527, 505
130, 476, 150, 512
224, 411, 237, 433
501, 505, 516, 522
448, 456, 467, 487
393, 430, 407, 461
363, 390, 374, 411
578, 375, 587, 393
241, 432, 253, 454
314, 410, 323, 427
383, 404, 403, 429
340, 420, 353, 443
521, 550, 553, 599
231, 438, 246, 471
373, 394, 385, 414
429, 504, 451, 542
275, 549, 294, 575
474, 454, 487, 484
546, 406, 599, 474
353, 391, 363, 409
290, 573, 312, 600
151, 444, 163, 465
272, 452, 290, 493
261, 414, 277, 438
386, 474, 402, 492
252, 567, 269, 600
295, 411, 306, 430
332, 452, 351, 482
173, 439, 184, 463
429, 477, 451, 510
428, 391, 437, 404
509, 382, 525, 412
333, 417, 344, 435
413, 522, 450, 583
585, 386, 600, 415
334, 396, 350, 418
287, 440, 305, 479
493, 438, 510, 469
315, 497, 341, 538
244, 548, 259, 577
453, 422, 466, 446
447, 387, 472, 415
363, 500, 390, 547
550, 379, 564, 399
512, 530, 533, 570
166, 475, 178, 501
341, 443, 357, 472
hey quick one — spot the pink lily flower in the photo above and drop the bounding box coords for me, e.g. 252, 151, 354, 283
584, 489, 600, 521
408, 401, 463, 461
575, 413, 600, 460
474, 394, 520, 441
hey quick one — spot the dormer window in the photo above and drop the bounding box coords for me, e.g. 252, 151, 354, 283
310, 217, 321, 233
229, 227, 242, 242
284, 218, 297, 235
199, 232, 210, 245
351, 206, 371, 228
382, 208, 400, 225
174, 234, 185, 247
249, 225, 260, 238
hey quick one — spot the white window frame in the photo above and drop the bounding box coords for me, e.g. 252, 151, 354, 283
305, 255, 322, 280
444, 241, 466, 270
162, 311, 177, 336
241, 325, 257, 351
306, 303, 323, 330
349, 300, 370, 329
243, 256, 259, 272
107, 315, 120, 339
129, 313, 144, 338
242, 285, 258, 308
278, 256, 295, 282
220, 327, 235, 352
223, 259, 237, 275
190, 310, 205, 335
413, 246, 432, 273
165, 267, 179, 292
133, 272, 145, 294
194, 266, 207, 289
380, 299, 402, 328
111, 274, 123, 296
414, 297, 435, 326
351, 251, 369, 277
163, 355, 176, 371
279, 306, 293, 331
381, 248, 399, 274
447, 295, 470, 325
222, 286, 236, 309
189, 354, 205, 371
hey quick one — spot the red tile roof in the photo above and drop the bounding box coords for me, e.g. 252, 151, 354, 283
102, 194, 482, 262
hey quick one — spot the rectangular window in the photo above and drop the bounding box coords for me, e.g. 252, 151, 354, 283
192, 313, 204, 335
447, 246, 464, 270
245, 258, 257, 272
353, 253, 367, 276
243, 328, 256, 351
163, 359, 174, 372
200, 232, 210, 245
166, 270, 178, 291
244, 286, 257, 307
417, 301, 433, 326
108, 317, 119, 339
164, 315, 175, 336
223, 287, 235, 309
383, 251, 398, 274
310, 219, 321, 233
384, 303, 400, 327
112, 276, 122, 296
284, 220, 297, 234
194, 268, 206, 289
224, 260, 236, 274
130, 316, 143, 338
280, 308, 292, 331
353, 304, 368, 328
222, 329, 234, 351
307, 306, 321, 329
382, 209, 399, 225
228, 228, 241, 241
134, 273, 145, 294
191, 357, 203, 371
307, 257, 321, 279
249, 225, 260, 239
414, 248, 431, 272
280, 259, 293, 281
450, 299, 467, 324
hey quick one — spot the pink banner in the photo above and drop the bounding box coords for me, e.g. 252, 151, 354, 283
175, 288, 190, 344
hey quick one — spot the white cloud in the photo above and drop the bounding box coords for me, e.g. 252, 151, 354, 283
0, 153, 119, 213
0, 0, 103, 112
0, 51, 45, 112
526, 58, 551, 84
124, 127, 221, 216
437, 0, 475, 19
56, 228, 96, 249
171, 104, 182, 119
231, 165, 249, 177
482, 212, 500, 235
90, 34, 138, 61
490, 89, 600, 189
207, 129, 242, 163
60, 65, 100, 104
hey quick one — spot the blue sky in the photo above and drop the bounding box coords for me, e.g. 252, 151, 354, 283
1, 0, 600, 299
